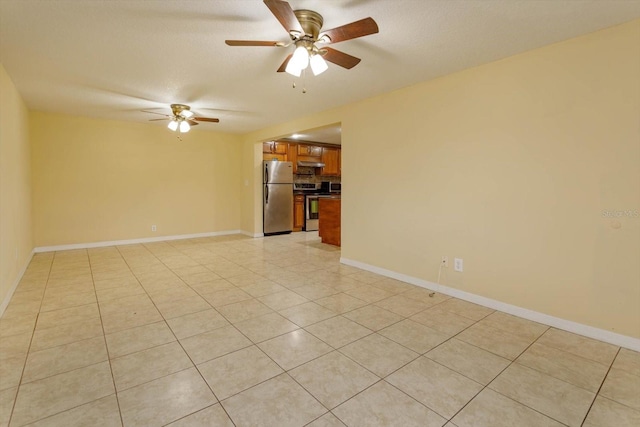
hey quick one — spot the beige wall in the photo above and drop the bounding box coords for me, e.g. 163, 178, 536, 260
244, 21, 640, 338
30, 113, 243, 247
0, 64, 33, 310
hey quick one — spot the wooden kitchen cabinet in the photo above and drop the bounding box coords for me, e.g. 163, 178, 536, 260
287, 143, 298, 174
293, 194, 305, 232
318, 198, 341, 246
320, 147, 340, 176
263, 141, 288, 161
297, 144, 322, 157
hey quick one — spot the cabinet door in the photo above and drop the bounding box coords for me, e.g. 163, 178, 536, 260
287, 143, 298, 174
263, 142, 274, 153
297, 144, 322, 157
321, 147, 340, 176
293, 195, 305, 231
273, 142, 288, 154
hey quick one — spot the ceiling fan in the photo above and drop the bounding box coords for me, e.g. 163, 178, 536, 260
144, 104, 219, 133
225, 0, 378, 76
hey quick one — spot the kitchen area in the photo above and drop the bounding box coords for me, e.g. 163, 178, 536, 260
262, 136, 341, 246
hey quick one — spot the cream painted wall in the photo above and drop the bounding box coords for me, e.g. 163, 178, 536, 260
243, 21, 640, 338
31, 112, 243, 247
0, 63, 33, 310
342, 20, 640, 338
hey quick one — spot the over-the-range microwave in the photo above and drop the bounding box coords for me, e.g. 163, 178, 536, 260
321, 181, 341, 193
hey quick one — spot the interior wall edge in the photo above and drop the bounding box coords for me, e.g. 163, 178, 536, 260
33, 229, 242, 253
0, 250, 34, 317
340, 256, 640, 351
241, 231, 264, 238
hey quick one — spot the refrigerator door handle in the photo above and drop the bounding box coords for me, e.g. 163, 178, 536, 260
264, 164, 269, 184
265, 184, 269, 204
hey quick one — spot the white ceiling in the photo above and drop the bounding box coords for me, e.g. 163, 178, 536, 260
1, 1, 639, 142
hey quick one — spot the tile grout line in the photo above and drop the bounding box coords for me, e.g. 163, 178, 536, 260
6, 252, 55, 427
125, 240, 242, 426
578, 346, 621, 427
88, 247, 126, 427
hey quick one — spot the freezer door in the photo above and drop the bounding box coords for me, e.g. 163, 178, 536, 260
264, 183, 293, 234
264, 161, 293, 184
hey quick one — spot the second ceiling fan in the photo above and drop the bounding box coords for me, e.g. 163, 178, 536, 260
145, 104, 219, 133
225, 0, 379, 76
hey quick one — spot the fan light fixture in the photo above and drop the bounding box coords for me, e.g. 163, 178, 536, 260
285, 41, 328, 77
309, 53, 328, 75
167, 117, 190, 133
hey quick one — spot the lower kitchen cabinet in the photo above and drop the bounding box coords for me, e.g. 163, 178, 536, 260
293, 194, 305, 232
318, 198, 341, 246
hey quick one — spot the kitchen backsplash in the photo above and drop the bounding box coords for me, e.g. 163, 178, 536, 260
294, 167, 341, 184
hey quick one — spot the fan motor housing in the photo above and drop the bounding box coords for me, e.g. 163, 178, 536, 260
170, 104, 191, 115
293, 10, 323, 40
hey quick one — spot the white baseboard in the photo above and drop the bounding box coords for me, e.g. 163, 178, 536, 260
340, 257, 640, 352
0, 250, 35, 317
34, 230, 243, 253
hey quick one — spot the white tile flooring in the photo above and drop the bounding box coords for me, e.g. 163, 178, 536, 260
0, 232, 638, 426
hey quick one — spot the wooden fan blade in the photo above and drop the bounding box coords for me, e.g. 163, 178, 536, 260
276, 54, 293, 72
322, 47, 361, 69
193, 117, 220, 123
264, 0, 303, 34
142, 110, 171, 117
149, 118, 169, 121
187, 120, 200, 126
319, 17, 379, 44
225, 40, 281, 47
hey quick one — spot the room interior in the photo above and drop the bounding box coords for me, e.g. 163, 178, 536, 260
1, 1, 639, 426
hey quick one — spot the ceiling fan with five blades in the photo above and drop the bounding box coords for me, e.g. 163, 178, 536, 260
225, 0, 379, 77
144, 104, 220, 133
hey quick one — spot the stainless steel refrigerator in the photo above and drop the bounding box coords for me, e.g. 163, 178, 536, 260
263, 161, 293, 235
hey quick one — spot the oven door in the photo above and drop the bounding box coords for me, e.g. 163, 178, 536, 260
305, 196, 320, 231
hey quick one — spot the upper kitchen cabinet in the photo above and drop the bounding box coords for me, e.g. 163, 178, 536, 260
321, 147, 341, 176
263, 141, 288, 161
297, 144, 322, 159
287, 143, 298, 174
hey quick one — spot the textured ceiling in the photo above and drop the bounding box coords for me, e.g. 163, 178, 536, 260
1, 0, 639, 141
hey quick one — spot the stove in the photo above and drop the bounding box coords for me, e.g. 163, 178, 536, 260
293, 183, 321, 192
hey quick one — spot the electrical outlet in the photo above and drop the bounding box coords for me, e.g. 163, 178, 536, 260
454, 258, 463, 272
441, 256, 448, 267
151, 225, 157, 232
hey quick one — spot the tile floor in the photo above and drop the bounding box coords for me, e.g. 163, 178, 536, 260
0, 232, 638, 426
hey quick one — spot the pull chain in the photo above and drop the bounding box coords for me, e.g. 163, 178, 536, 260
302, 68, 307, 94
291, 69, 308, 93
